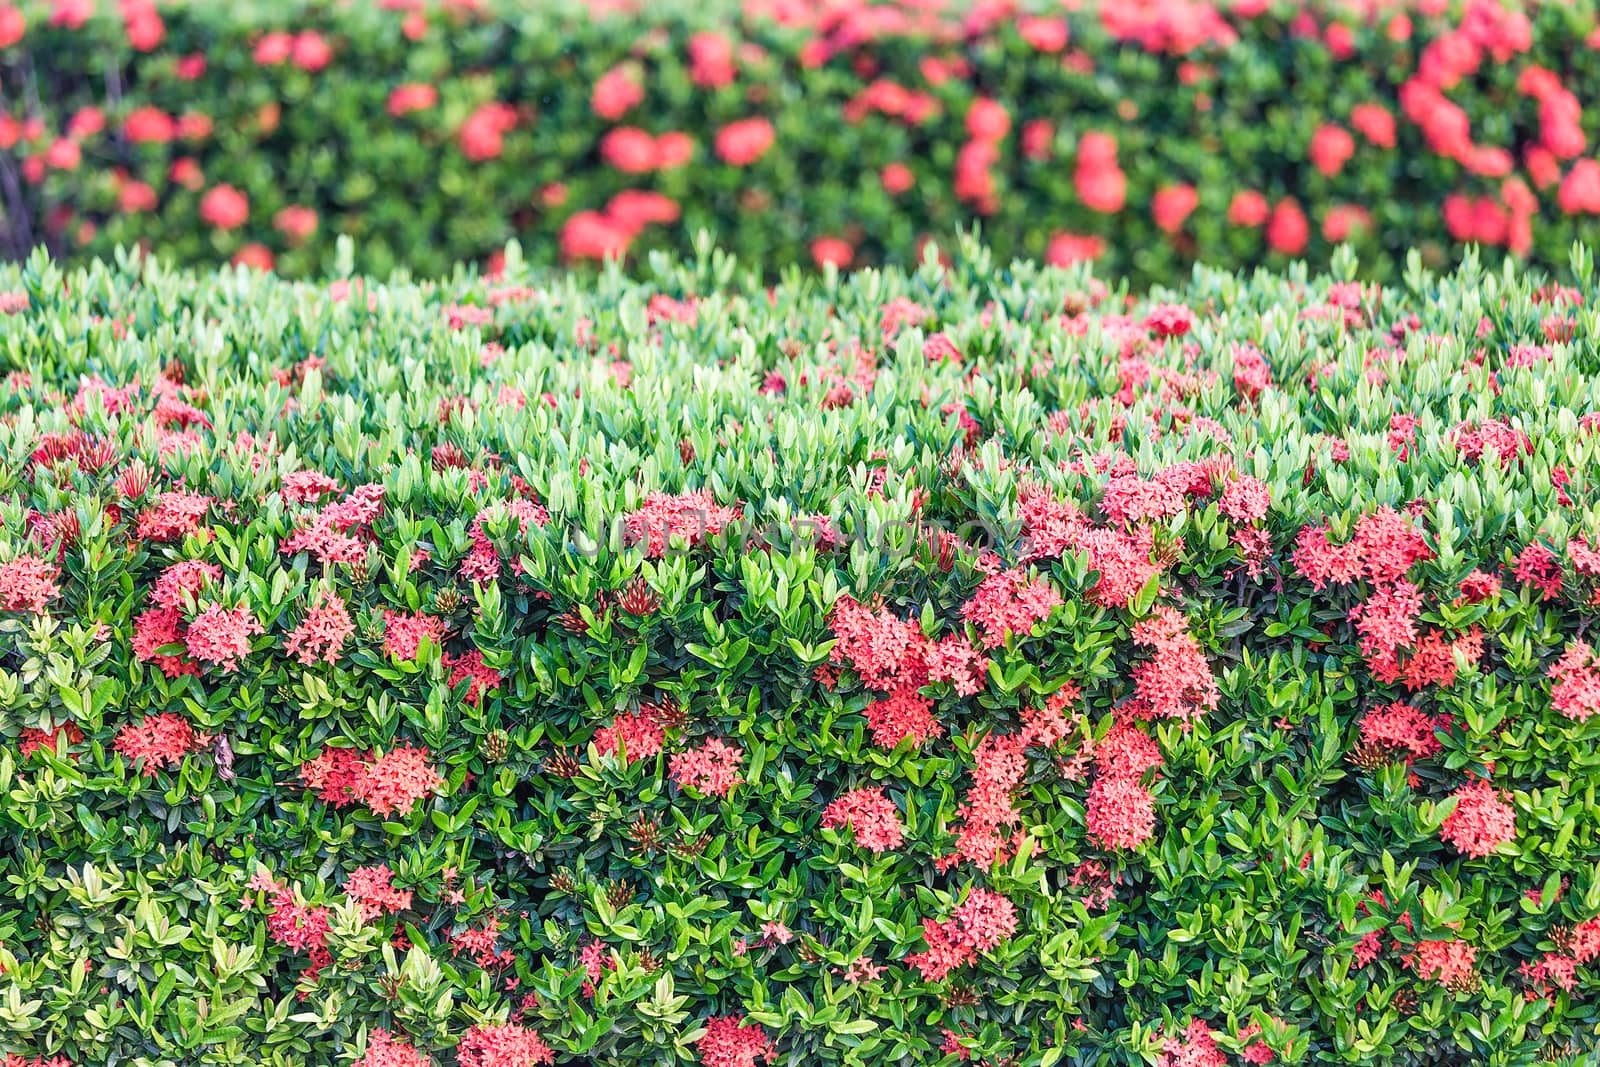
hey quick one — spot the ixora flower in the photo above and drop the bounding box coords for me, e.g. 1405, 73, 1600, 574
695, 1016, 771, 1067
1266, 198, 1309, 254
592, 63, 643, 119
387, 83, 438, 117
687, 32, 737, 87
594, 707, 667, 762
951, 888, 1018, 951
622, 490, 744, 557
353, 1030, 431, 1067
123, 105, 177, 143
1440, 779, 1516, 858
115, 713, 208, 775
1151, 184, 1198, 234
1157, 1020, 1225, 1067
714, 117, 775, 166
351, 745, 443, 816
236, 243, 275, 274
0, 553, 59, 612
820, 787, 904, 851
810, 236, 853, 269
1046, 232, 1104, 265
1074, 130, 1126, 213
458, 102, 519, 162
946, 730, 1029, 867
135, 490, 213, 542
284, 590, 354, 665
382, 610, 446, 659
455, 1022, 555, 1067
669, 737, 744, 796
863, 687, 942, 749
1404, 938, 1478, 990
184, 603, 262, 672
907, 888, 1019, 980
1086, 774, 1157, 850
960, 568, 1061, 648
344, 863, 411, 920
1549, 640, 1600, 720
20, 721, 84, 759
1308, 123, 1355, 177
299, 744, 441, 816
198, 184, 249, 230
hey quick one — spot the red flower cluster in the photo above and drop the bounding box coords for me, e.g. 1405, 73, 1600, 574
19, 721, 83, 760
829, 592, 990, 700
1074, 131, 1126, 214
300, 744, 441, 816
353, 1030, 431, 1067
444, 649, 504, 705
907, 887, 1018, 980
623, 490, 744, 557
820, 786, 904, 852
1087, 774, 1158, 851
1440, 779, 1516, 858
284, 590, 354, 666
601, 127, 693, 174
199, 184, 248, 230
714, 117, 775, 167
594, 706, 668, 762
668, 737, 744, 797
280, 482, 385, 564
455, 1022, 555, 1067
382, 610, 446, 660
1294, 507, 1433, 590
1122, 606, 1219, 724
959, 567, 1062, 648
1157, 1020, 1226, 1067
1359, 702, 1449, 764
1548, 640, 1600, 721
114, 713, 207, 775
947, 730, 1030, 867
135, 490, 212, 542
695, 1015, 771, 1067
862, 688, 942, 749
459, 103, 519, 163
344, 863, 412, 921
183, 603, 262, 672
1405, 938, 1478, 988
0, 553, 59, 612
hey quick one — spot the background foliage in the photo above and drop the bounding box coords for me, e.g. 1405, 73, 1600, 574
4, 0, 1600, 282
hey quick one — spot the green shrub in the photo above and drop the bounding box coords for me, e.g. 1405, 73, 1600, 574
2, 237, 1600, 1065
4, 0, 1600, 282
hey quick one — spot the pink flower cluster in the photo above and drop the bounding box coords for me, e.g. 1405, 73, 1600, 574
0, 553, 59, 612
820, 786, 904, 852
623, 490, 744, 557
695, 1015, 771, 1067
907, 887, 1018, 980
1440, 778, 1516, 858
668, 737, 745, 797
300, 744, 442, 816
960, 567, 1062, 648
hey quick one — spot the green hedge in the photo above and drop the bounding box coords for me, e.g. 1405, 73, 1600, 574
4, 236, 1600, 1065
6, 0, 1600, 282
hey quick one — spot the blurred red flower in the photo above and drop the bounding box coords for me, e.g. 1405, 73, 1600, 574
715, 117, 775, 166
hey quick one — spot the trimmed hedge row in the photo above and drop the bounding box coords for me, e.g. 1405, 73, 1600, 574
7, 0, 1600, 281
4, 236, 1600, 1066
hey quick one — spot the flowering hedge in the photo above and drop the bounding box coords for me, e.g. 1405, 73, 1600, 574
10, 0, 1600, 281
4, 235, 1600, 1066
